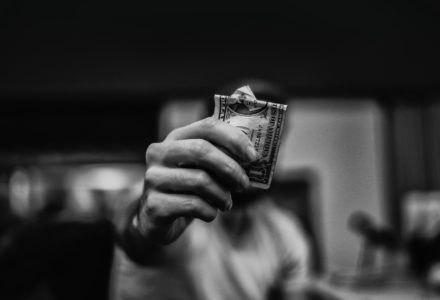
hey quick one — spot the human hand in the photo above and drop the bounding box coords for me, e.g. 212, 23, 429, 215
136, 117, 257, 245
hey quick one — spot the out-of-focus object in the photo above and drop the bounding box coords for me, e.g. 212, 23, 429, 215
348, 211, 400, 271
7, 164, 144, 222
428, 263, 440, 290
214, 85, 287, 189
403, 191, 440, 239
64, 164, 144, 221
9, 168, 32, 218
349, 212, 399, 250
326, 212, 412, 299
404, 191, 440, 287
322, 206, 440, 299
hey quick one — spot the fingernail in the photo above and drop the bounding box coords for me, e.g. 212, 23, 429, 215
225, 194, 233, 211
246, 145, 257, 161
241, 173, 250, 190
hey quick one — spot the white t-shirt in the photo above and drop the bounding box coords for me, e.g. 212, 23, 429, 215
111, 199, 310, 300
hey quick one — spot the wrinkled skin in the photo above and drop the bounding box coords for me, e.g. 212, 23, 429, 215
137, 117, 257, 245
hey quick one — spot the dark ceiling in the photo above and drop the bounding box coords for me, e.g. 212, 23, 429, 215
1, 0, 440, 98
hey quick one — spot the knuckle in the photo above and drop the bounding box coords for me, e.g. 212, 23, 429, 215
183, 196, 197, 212
183, 196, 217, 222
190, 139, 212, 156
144, 167, 159, 187
223, 160, 246, 187
145, 143, 161, 164
145, 193, 167, 219
143, 193, 159, 216
192, 170, 210, 189
144, 201, 158, 217
224, 160, 240, 178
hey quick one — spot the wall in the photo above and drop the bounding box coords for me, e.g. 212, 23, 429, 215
158, 98, 387, 271
277, 99, 386, 271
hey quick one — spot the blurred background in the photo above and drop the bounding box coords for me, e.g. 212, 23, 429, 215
1, 0, 440, 299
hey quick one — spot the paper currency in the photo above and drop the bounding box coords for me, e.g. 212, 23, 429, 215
214, 86, 288, 189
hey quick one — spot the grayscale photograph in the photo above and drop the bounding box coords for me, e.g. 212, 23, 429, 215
1, 1, 440, 299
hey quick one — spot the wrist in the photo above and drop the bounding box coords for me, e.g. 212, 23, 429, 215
115, 199, 165, 265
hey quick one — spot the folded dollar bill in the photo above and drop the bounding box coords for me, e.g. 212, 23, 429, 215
213, 86, 288, 189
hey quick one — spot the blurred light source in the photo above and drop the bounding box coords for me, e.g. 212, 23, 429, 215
66, 165, 144, 191
9, 168, 31, 217
64, 164, 144, 220
87, 168, 131, 191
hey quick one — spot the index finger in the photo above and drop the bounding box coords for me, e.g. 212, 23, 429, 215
165, 117, 257, 163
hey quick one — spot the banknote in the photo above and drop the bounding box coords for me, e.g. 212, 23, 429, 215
213, 86, 288, 189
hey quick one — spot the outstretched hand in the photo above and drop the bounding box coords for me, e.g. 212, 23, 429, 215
136, 117, 257, 244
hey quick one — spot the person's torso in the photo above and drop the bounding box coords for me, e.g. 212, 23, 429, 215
112, 201, 298, 300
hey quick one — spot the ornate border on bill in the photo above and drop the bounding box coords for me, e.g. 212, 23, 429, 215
213, 86, 288, 189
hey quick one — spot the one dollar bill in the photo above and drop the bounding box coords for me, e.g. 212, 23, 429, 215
213, 86, 287, 189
